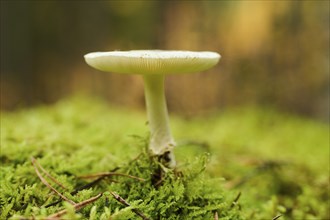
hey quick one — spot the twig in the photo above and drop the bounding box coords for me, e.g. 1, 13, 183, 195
230, 191, 241, 208
72, 177, 107, 194
79, 172, 145, 182
45, 166, 121, 208
45, 176, 110, 208
110, 191, 150, 220
214, 211, 219, 220
31, 157, 76, 205
46, 193, 102, 220
272, 214, 282, 220
32, 157, 68, 189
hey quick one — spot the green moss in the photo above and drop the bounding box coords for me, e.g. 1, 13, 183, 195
1, 97, 329, 219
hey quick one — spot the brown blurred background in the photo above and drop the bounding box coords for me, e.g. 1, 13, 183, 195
1, 1, 329, 121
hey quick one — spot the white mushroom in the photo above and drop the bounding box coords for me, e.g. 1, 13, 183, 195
84, 50, 220, 167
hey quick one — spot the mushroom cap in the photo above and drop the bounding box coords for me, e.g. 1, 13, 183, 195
84, 50, 220, 75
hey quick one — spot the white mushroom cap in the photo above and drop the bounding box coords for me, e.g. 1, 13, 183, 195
84, 50, 221, 75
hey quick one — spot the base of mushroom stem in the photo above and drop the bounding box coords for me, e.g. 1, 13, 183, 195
155, 151, 176, 168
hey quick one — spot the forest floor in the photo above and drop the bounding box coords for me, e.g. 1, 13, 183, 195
1, 96, 329, 220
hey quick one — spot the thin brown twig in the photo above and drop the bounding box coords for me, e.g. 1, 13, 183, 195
45, 193, 103, 220
44, 163, 123, 208
45, 176, 112, 208
214, 211, 219, 220
31, 157, 76, 205
79, 172, 145, 182
32, 157, 68, 190
272, 214, 282, 220
230, 191, 241, 208
110, 191, 150, 220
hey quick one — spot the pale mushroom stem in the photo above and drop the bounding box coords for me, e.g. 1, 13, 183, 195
143, 74, 176, 167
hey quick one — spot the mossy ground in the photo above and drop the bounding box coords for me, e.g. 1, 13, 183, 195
1, 97, 329, 219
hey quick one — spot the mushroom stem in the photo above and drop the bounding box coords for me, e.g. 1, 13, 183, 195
143, 74, 176, 167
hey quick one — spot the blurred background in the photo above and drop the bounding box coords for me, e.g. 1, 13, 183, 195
1, 1, 329, 121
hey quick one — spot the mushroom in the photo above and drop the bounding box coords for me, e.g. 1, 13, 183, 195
84, 50, 220, 167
